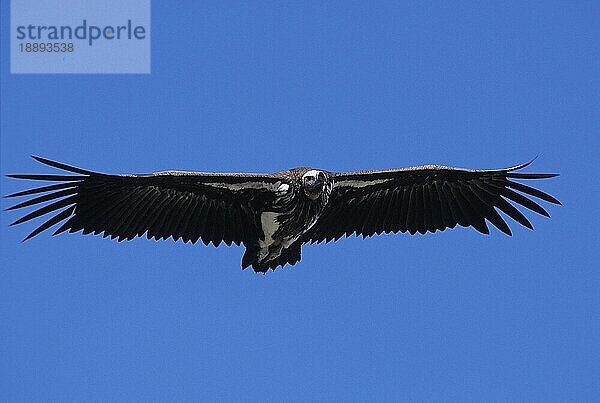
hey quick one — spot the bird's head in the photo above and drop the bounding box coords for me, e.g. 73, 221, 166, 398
302, 169, 328, 200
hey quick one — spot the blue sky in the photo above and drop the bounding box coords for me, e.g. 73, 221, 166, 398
1, 1, 599, 401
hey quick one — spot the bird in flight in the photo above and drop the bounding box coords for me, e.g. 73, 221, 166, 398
6, 156, 560, 272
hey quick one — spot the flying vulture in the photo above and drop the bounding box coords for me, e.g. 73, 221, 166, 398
6, 156, 560, 272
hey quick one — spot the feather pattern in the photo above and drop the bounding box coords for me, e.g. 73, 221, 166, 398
6, 156, 281, 248
303, 159, 560, 243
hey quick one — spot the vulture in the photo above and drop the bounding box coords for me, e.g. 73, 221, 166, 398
5, 156, 560, 272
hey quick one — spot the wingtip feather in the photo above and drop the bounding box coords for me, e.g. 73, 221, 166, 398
505, 157, 538, 172
30, 156, 94, 175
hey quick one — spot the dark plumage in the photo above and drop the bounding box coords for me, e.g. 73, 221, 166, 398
6, 156, 560, 272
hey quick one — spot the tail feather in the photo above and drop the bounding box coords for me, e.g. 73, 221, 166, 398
242, 242, 302, 273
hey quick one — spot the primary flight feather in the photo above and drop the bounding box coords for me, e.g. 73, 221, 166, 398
6, 156, 560, 272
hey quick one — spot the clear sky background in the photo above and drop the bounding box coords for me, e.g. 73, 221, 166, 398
1, 1, 599, 401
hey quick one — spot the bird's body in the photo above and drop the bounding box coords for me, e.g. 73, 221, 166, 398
242, 168, 334, 270
6, 157, 560, 272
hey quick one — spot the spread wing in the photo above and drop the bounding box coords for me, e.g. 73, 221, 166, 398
6, 156, 282, 246
304, 160, 560, 243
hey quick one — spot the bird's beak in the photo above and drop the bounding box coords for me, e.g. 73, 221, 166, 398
305, 178, 325, 200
